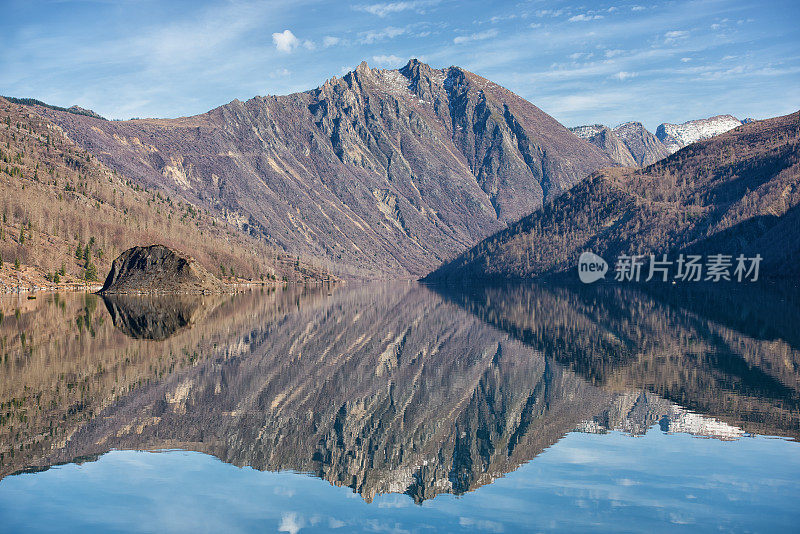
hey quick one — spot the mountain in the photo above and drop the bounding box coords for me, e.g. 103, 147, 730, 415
613, 121, 672, 166
656, 114, 744, 153
427, 110, 800, 281
0, 97, 325, 290
25, 59, 613, 279
570, 124, 637, 166
571, 117, 733, 168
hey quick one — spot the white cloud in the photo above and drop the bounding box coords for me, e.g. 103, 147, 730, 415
354, 1, 436, 17
459, 517, 505, 533
681, 57, 692, 62
272, 29, 300, 53
631, 5, 645, 11
569, 14, 604, 22
453, 28, 498, 44
614, 71, 637, 80
328, 518, 346, 529
372, 54, 405, 66
529, 22, 541, 28
269, 68, 291, 78
360, 26, 406, 44
323, 36, 340, 47
664, 30, 689, 43
604, 49, 625, 58
278, 512, 303, 534
535, 9, 563, 17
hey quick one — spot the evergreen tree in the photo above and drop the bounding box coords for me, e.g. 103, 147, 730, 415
84, 263, 98, 282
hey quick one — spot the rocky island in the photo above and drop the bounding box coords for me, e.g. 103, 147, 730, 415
98, 245, 227, 294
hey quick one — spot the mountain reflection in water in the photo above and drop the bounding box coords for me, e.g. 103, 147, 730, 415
0, 281, 799, 505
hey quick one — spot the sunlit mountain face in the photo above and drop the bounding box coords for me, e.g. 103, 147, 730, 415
1, 282, 798, 523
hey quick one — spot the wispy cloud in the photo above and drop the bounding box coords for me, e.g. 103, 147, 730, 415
535, 9, 564, 18
372, 54, 405, 66
664, 30, 689, 43
360, 26, 406, 44
353, 1, 437, 17
613, 71, 637, 80
569, 13, 604, 22
454, 28, 498, 44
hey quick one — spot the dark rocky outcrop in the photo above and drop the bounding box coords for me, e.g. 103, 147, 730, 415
99, 245, 226, 294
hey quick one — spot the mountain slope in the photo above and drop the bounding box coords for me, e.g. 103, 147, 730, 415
427, 110, 800, 281
28, 59, 612, 278
0, 97, 325, 289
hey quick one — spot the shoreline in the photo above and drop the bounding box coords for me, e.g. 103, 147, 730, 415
0, 278, 337, 295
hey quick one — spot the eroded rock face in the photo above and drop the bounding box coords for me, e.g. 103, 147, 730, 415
99, 245, 226, 294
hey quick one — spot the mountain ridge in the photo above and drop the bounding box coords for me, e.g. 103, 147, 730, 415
571, 114, 747, 168
428, 110, 800, 281
26, 59, 614, 279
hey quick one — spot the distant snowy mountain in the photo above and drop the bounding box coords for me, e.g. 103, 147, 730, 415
570, 120, 669, 167
571, 114, 747, 166
656, 114, 744, 153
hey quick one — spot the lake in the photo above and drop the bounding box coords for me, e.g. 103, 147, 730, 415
1, 282, 799, 532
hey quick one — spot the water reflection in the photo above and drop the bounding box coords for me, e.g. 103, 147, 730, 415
0, 281, 798, 505
102, 294, 225, 340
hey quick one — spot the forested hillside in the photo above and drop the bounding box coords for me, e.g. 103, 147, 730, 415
429, 111, 800, 281
0, 98, 328, 290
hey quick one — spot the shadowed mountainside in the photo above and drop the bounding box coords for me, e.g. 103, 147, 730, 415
28, 59, 613, 279
429, 110, 800, 281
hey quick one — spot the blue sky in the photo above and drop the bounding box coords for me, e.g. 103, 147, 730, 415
1, 0, 798, 130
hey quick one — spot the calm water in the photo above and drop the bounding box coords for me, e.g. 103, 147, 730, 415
0, 282, 799, 532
